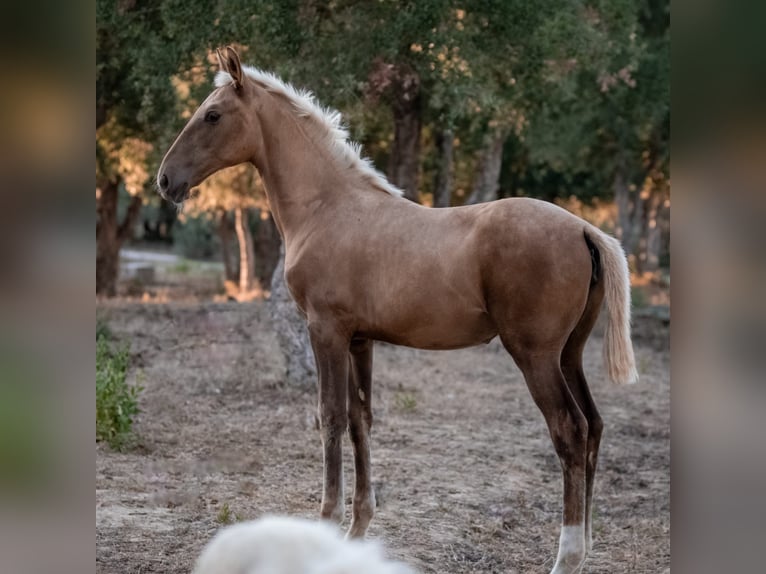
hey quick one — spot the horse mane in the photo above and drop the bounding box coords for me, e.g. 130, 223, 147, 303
215, 67, 404, 198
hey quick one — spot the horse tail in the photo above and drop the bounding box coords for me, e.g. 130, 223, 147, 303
584, 227, 638, 385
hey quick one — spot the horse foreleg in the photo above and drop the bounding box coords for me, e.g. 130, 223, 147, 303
309, 322, 350, 524
347, 338, 375, 538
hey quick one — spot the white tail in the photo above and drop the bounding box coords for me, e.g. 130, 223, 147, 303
587, 228, 638, 385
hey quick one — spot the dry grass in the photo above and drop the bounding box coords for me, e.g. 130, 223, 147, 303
96, 300, 669, 573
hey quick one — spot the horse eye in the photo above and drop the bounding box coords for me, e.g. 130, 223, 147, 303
205, 110, 221, 124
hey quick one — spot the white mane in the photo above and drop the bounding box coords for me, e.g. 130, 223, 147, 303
215, 67, 404, 198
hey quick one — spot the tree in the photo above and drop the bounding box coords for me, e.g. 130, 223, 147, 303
466, 129, 506, 204
280, 1, 479, 204
431, 128, 454, 207
96, 123, 149, 295
183, 164, 273, 299
520, 0, 670, 271
96, 0, 223, 295
269, 248, 317, 387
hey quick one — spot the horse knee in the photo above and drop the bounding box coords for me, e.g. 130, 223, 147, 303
319, 411, 347, 442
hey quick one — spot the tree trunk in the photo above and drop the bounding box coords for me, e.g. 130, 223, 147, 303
234, 206, 256, 294
254, 210, 282, 288
96, 180, 142, 297
96, 181, 120, 297
614, 170, 653, 273
217, 210, 238, 282
615, 170, 638, 258
638, 185, 669, 273
269, 247, 316, 387
388, 101, 422, 202
432, 129, 453, 208
643, 193, 661, 272
466, 131, 505, 205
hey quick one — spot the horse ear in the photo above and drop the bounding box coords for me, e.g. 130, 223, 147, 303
215, 47, 227, 72
224, 46, 244, 90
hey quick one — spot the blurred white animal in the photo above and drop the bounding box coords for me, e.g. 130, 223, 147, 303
191, 516, 416, 574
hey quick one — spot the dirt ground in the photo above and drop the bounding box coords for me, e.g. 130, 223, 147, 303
96, 300, 669, 574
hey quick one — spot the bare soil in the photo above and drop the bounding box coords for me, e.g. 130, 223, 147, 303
96, 300, 669, 573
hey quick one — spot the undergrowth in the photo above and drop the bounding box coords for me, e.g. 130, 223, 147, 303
96, 335, 141, 450
216, 501, 244, 524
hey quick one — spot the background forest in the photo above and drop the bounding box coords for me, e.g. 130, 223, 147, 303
96, 0, 669, 299
96, 4, 671, 572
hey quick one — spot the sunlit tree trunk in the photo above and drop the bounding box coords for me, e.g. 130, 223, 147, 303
96, 179, 142, 297
217, 209, 238, 283
466, 131, 505, 205
234, 206, 256, 294
432, 128, 453, 208
269, 247, 316, 387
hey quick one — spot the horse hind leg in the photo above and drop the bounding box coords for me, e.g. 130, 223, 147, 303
561, 276, 606, 554
505, 344, 589, 574
346, 338, 375, 538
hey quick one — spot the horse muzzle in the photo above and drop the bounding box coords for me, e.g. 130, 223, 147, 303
157, 172, 190, 204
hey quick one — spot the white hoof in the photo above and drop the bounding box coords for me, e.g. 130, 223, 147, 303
550, 525, 586, 574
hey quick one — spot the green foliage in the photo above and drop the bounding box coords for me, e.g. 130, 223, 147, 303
97, 0, 236, 191
631, 286, 649, 309
171, 260, 192, 274
173, 214, 219, 260
96, 0, 668, 233
96, 318, 112, 341
216, 501, 244, 524
96, 336, 141, 451
525, 0, 669, 191
394, 391, 418, 412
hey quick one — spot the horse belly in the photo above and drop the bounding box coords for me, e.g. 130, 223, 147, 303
364, 304, 496, 350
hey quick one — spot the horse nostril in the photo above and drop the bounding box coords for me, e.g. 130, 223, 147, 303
159, 173, 169, 191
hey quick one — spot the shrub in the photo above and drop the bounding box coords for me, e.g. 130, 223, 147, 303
173, 214, 219, 260
216, 502, 243, 525
96, 335, 141, 450
630, 286, 649, 309
172, 259, 192, 274
394, 391, 417, 412
96, 318, 112, 341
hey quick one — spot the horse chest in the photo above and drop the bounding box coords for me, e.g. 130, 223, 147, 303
283, 254, 354, 315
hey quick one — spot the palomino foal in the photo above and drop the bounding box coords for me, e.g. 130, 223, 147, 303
158, 47, 638, 574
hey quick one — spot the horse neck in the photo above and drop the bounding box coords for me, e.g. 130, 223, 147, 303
251, 93, 345, 244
